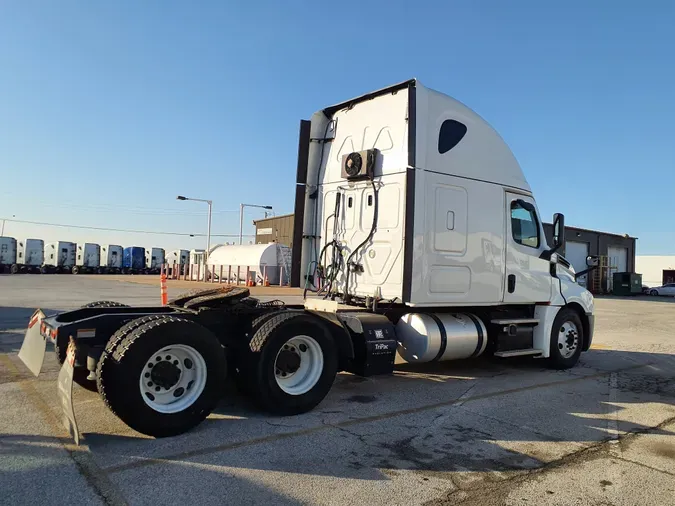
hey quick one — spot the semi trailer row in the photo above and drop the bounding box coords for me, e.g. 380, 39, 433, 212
0, 240, 184, 274
19, 80, 595, 440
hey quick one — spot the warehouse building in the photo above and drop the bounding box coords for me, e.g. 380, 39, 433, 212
635, 256, 675, 287
543, 224, 636, 292
252, 213, 295, 248
255, 214, 636, 292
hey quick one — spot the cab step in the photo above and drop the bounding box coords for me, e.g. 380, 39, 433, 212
491, 318, 540, 326
493, 348, 543, 358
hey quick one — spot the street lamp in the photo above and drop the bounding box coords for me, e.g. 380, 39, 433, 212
239, 203, 273, 245
1, 215, 15, 236
176, 196, 213, 260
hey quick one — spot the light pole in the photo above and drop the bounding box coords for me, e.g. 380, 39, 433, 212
239, 203, 273, 245
177, 196, 212, 260
1, 215, 15, 236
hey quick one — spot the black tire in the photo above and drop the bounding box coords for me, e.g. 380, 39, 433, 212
230, 311, 285, 394
72, 266, 80, 274
242, 312, 337, 415
98, 317, 227, 437
547, 307, 584, 370
10, 264, 19, 274
650, 289, 659, 296
80, 300, 130, 309
96, 314, 175, 398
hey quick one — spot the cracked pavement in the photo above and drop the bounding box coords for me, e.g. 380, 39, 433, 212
1, 276, 674, 505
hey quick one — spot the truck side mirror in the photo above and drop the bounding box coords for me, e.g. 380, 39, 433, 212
586, 255, 599, 267
552, 213, 565, 251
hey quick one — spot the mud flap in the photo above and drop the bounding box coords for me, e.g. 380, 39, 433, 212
57, 338, 80, 445
17, 309, 47, 376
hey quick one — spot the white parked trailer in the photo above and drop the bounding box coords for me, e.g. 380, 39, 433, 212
207, 243, 291, 284
0, 236, 17, 273
145, 248, 165, 274
43, 242, 76, 273
16, 239, 44, 274
166, 249, 189, 266
74, 243, 101, 274
100, 245, 123, 273
164, 249, 189, 278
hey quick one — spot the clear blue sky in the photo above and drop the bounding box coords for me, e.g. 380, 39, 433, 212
1, 1, 673, 253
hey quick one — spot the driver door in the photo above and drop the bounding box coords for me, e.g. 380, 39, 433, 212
503, 193, 553, 304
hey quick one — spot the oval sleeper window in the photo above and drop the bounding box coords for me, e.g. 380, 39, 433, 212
438, 119, 467, 154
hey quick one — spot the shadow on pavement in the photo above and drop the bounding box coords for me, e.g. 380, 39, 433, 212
70, 349, 675, 485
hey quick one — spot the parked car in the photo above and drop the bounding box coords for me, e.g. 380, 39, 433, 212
648, 283, 675, 296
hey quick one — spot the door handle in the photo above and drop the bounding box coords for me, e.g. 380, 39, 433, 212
508, 274, 516, 293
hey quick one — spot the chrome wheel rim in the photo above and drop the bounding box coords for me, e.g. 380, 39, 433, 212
558, 321, 579, 359
274, 335, 323, 395
139, 344, 207, 413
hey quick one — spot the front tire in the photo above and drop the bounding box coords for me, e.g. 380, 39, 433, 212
81, 300, 130, 309
10, 264, 19, 274
97, 317, 227, 437
650, 289, 659, 296
547, 308, 583, 370
243, 312, 337, 415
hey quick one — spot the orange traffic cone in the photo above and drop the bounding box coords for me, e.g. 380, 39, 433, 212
246, 273, 255, 287
160, 274, 168, 305
264, 273, 270, 287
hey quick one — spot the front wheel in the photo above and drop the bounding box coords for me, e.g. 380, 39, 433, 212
650, 289, 659, 296
547, 308, 584, 370
97, 317, 227, 437
81, 300, 129, 309
10, 264, 19, 274
243, 312, 337, 415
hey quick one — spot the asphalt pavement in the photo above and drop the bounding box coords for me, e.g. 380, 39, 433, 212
1, 275, 674, 505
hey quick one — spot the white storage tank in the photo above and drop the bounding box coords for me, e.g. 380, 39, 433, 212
207, 243, 291, 285
17, 239, 44, 273
146, 248, 165, 273
44, 242, 76, 272
100, 245, 123, 273
0, 236, 18, 273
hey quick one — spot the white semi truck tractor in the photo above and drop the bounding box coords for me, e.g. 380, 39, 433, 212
19, 80, 594, 438
73, 243, 101, 274
99, 245, 123, 274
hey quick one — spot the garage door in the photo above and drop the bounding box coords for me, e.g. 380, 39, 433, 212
607, 246, 628, 290
565, 241, 589, 287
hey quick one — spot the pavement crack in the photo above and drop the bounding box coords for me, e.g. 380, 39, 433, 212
458, 405, 567, 443
425, 414, 675, 506
613, 454, 675, 477
264, 420, 302, 428
0, 354, 128, 505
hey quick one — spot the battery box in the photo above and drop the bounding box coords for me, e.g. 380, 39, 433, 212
338, 312, 397, 376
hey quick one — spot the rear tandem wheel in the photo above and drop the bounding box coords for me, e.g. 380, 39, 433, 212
97, 316, 227, 437
236, 312, 338, 416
